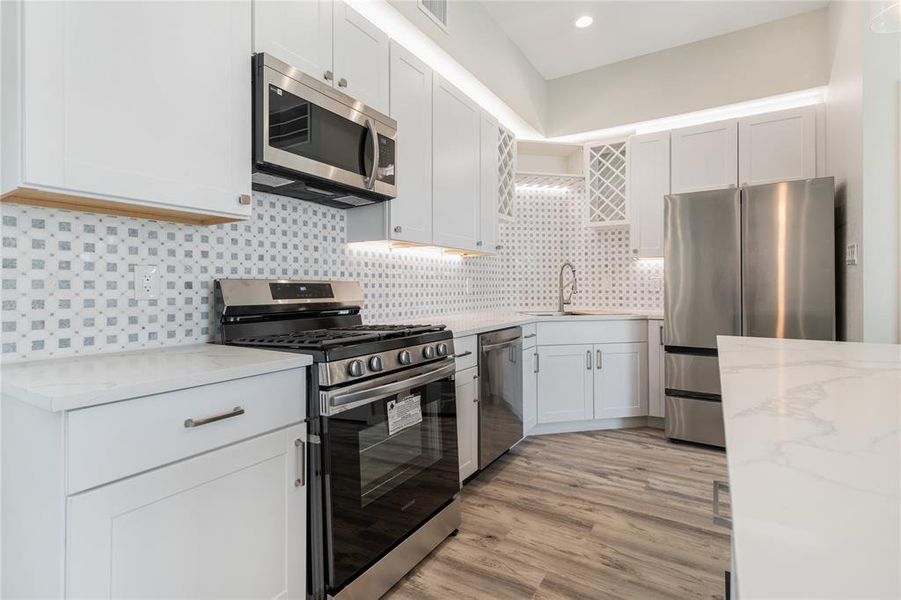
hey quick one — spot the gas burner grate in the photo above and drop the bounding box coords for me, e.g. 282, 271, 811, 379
230, 324, 446, 350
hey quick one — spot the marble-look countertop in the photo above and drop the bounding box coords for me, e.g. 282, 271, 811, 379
389, 309, 663, 338
717, 335, 901, 599
1, 343, 313, 412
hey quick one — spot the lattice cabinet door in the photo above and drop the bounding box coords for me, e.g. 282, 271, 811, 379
585, 140, 628, 227
497, 125, 516, 221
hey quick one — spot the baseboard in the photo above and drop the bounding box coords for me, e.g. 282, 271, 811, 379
528, 416, 651, 436
646, 416, 665, 429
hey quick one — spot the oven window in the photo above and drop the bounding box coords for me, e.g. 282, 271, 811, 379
267, 84, 372, 176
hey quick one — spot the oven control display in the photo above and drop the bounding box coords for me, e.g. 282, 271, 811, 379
269, 282, 333, 300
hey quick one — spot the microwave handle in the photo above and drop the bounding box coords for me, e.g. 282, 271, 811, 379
364, 119, 379, 190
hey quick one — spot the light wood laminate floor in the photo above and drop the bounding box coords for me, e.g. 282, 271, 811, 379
384, 428, 730, 600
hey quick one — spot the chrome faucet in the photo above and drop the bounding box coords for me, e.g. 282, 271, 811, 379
558, 262, 578, 313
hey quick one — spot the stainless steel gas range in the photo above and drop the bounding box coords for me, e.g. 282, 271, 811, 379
215, 279, 461, 600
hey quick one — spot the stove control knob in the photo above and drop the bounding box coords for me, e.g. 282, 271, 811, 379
398, 350, 412, 365
436, 343, 448, 357
368, 356, 384, 372
347, 360, 365, 378
422, 345, 436, 360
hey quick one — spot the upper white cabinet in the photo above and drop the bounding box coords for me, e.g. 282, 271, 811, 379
738, 106, 816, 186
3, 0, 253, 224
586, 140, 629, 227
332, 1, 390, 113
593, 343, 648, 419
670, 119, 738, 193
433, 76, 482, 252
67, 425, 306, 598
627, 132, 670, 258
253, 0, 333, 82
480, 112, 500, 252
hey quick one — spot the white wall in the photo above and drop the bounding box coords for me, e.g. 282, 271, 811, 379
546, 8, 831, 137
388, 0, 547, 135
825, 1, 900, 343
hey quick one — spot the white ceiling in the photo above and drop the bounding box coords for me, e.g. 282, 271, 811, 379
481, 1, 828, 80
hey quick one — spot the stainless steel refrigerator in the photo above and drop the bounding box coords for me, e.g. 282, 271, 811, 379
663, 177, 835, 447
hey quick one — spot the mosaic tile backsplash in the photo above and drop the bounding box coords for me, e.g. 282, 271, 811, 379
1, 186, 662, 362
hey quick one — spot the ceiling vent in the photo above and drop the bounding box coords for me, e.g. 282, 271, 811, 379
418, 0, 448, 31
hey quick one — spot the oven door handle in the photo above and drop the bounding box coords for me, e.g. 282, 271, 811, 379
364, 119, 379, 190
324, 362, 455, 416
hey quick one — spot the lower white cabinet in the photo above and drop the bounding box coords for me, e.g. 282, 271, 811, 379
647, 319, 665, 419
593, 343, 648, 419
522, 349, 538, 433
455, 366, 479, 482
67, 424, 306, 598
536, 344, 594, 423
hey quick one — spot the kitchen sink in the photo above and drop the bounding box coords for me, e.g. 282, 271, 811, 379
521, 310, 633, 317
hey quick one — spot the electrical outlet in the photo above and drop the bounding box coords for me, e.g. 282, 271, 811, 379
845, 243, 859, 266
650, 276, 664, 292
134, 265, 160, 300
599, 276, 613, 291
465, 277, 472, 295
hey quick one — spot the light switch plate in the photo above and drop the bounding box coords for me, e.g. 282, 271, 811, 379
845, 243, 859, 266
134, 265, 160, 300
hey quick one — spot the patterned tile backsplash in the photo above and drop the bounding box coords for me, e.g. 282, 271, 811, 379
1, 185, 661, 362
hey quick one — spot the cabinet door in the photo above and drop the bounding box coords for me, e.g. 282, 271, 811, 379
455, 367, 479, 483
333, 1, 389, 114
671, 119, 738, 193
253, 0, 333, 84
594, 343, 648, 419
479, 112, 499, 253
522, 349, 538, 433
388, 41, 433, 245
433, 76, 481, 252
738, 106, 816, 186
536, 345, 594, 424
22, 1, 252, 220
628, 132, 670, 258
67, 425, 306, 599
647, 320, 665, 418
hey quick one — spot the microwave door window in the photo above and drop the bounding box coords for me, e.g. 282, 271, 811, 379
267, 85, 368, 177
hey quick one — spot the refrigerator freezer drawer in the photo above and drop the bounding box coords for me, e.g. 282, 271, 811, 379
665, 352, 721, 396
665, 396, 725, 447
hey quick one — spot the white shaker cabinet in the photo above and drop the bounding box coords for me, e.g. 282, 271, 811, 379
536, 345, 594, 424
738, 106, 817, 186
455, 366, 479, 483
3, 0, 253, 224
433, 76, 481, 252
670, 119, 738, 193
479, 112, 500, 253
522, 348, 538, 433
253, 0, 333, 84
627, 132, 670, 258
67, 424, 306, 599
647, 319, 665, 419
593, 343, 648, 419
332, 1, 390, 114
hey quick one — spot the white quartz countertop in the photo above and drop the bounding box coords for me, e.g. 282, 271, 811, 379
717, 336, 901, 599
1, 343, 313, 412
391, 309, 662, 338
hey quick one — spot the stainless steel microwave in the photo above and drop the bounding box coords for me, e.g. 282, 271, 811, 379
252, 53, 397, 209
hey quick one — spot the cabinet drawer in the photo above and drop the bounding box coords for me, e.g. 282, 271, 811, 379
522, 323, 537, 349
453, 335, 478, 371
66, 368, 305, 494
537, 320, 646, 346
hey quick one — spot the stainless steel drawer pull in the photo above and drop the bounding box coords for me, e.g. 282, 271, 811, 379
294, 438, 305, 488
586, 350, 592, 370
453, 350, 473, 358
523, 333, 536, 339
659, 325, 664, 346
596, 349, 602, 369
712, 480, 731, 529
534, 353, 539, 373
184, 406, 244, 428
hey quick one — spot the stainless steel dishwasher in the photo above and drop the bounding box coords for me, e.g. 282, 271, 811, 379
478, 327, 523, 469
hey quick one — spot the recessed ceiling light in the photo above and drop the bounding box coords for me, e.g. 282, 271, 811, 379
574, 15, 593, 28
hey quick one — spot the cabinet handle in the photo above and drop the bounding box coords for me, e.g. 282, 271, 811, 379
324, 70, 334, 81
596, 349, 602, 369
534, 353, 539, 373
184, 406, 244, 428
453, 350, 472, 359
659, 325, 664, 346
524, 333, 536, 339
394, 225, 402, 233
476, 241, 483, 247
586, 350, 592, 370
473, 396, 479, 403
712, 480, 731, 529
338, 78, 348, 88
238, 194, 251, 206
294, 438, 305, 488
495, 245, 503, 251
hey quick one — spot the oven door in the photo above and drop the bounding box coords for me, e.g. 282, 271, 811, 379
255, 54, 397, 199
319, 360, 458, 594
